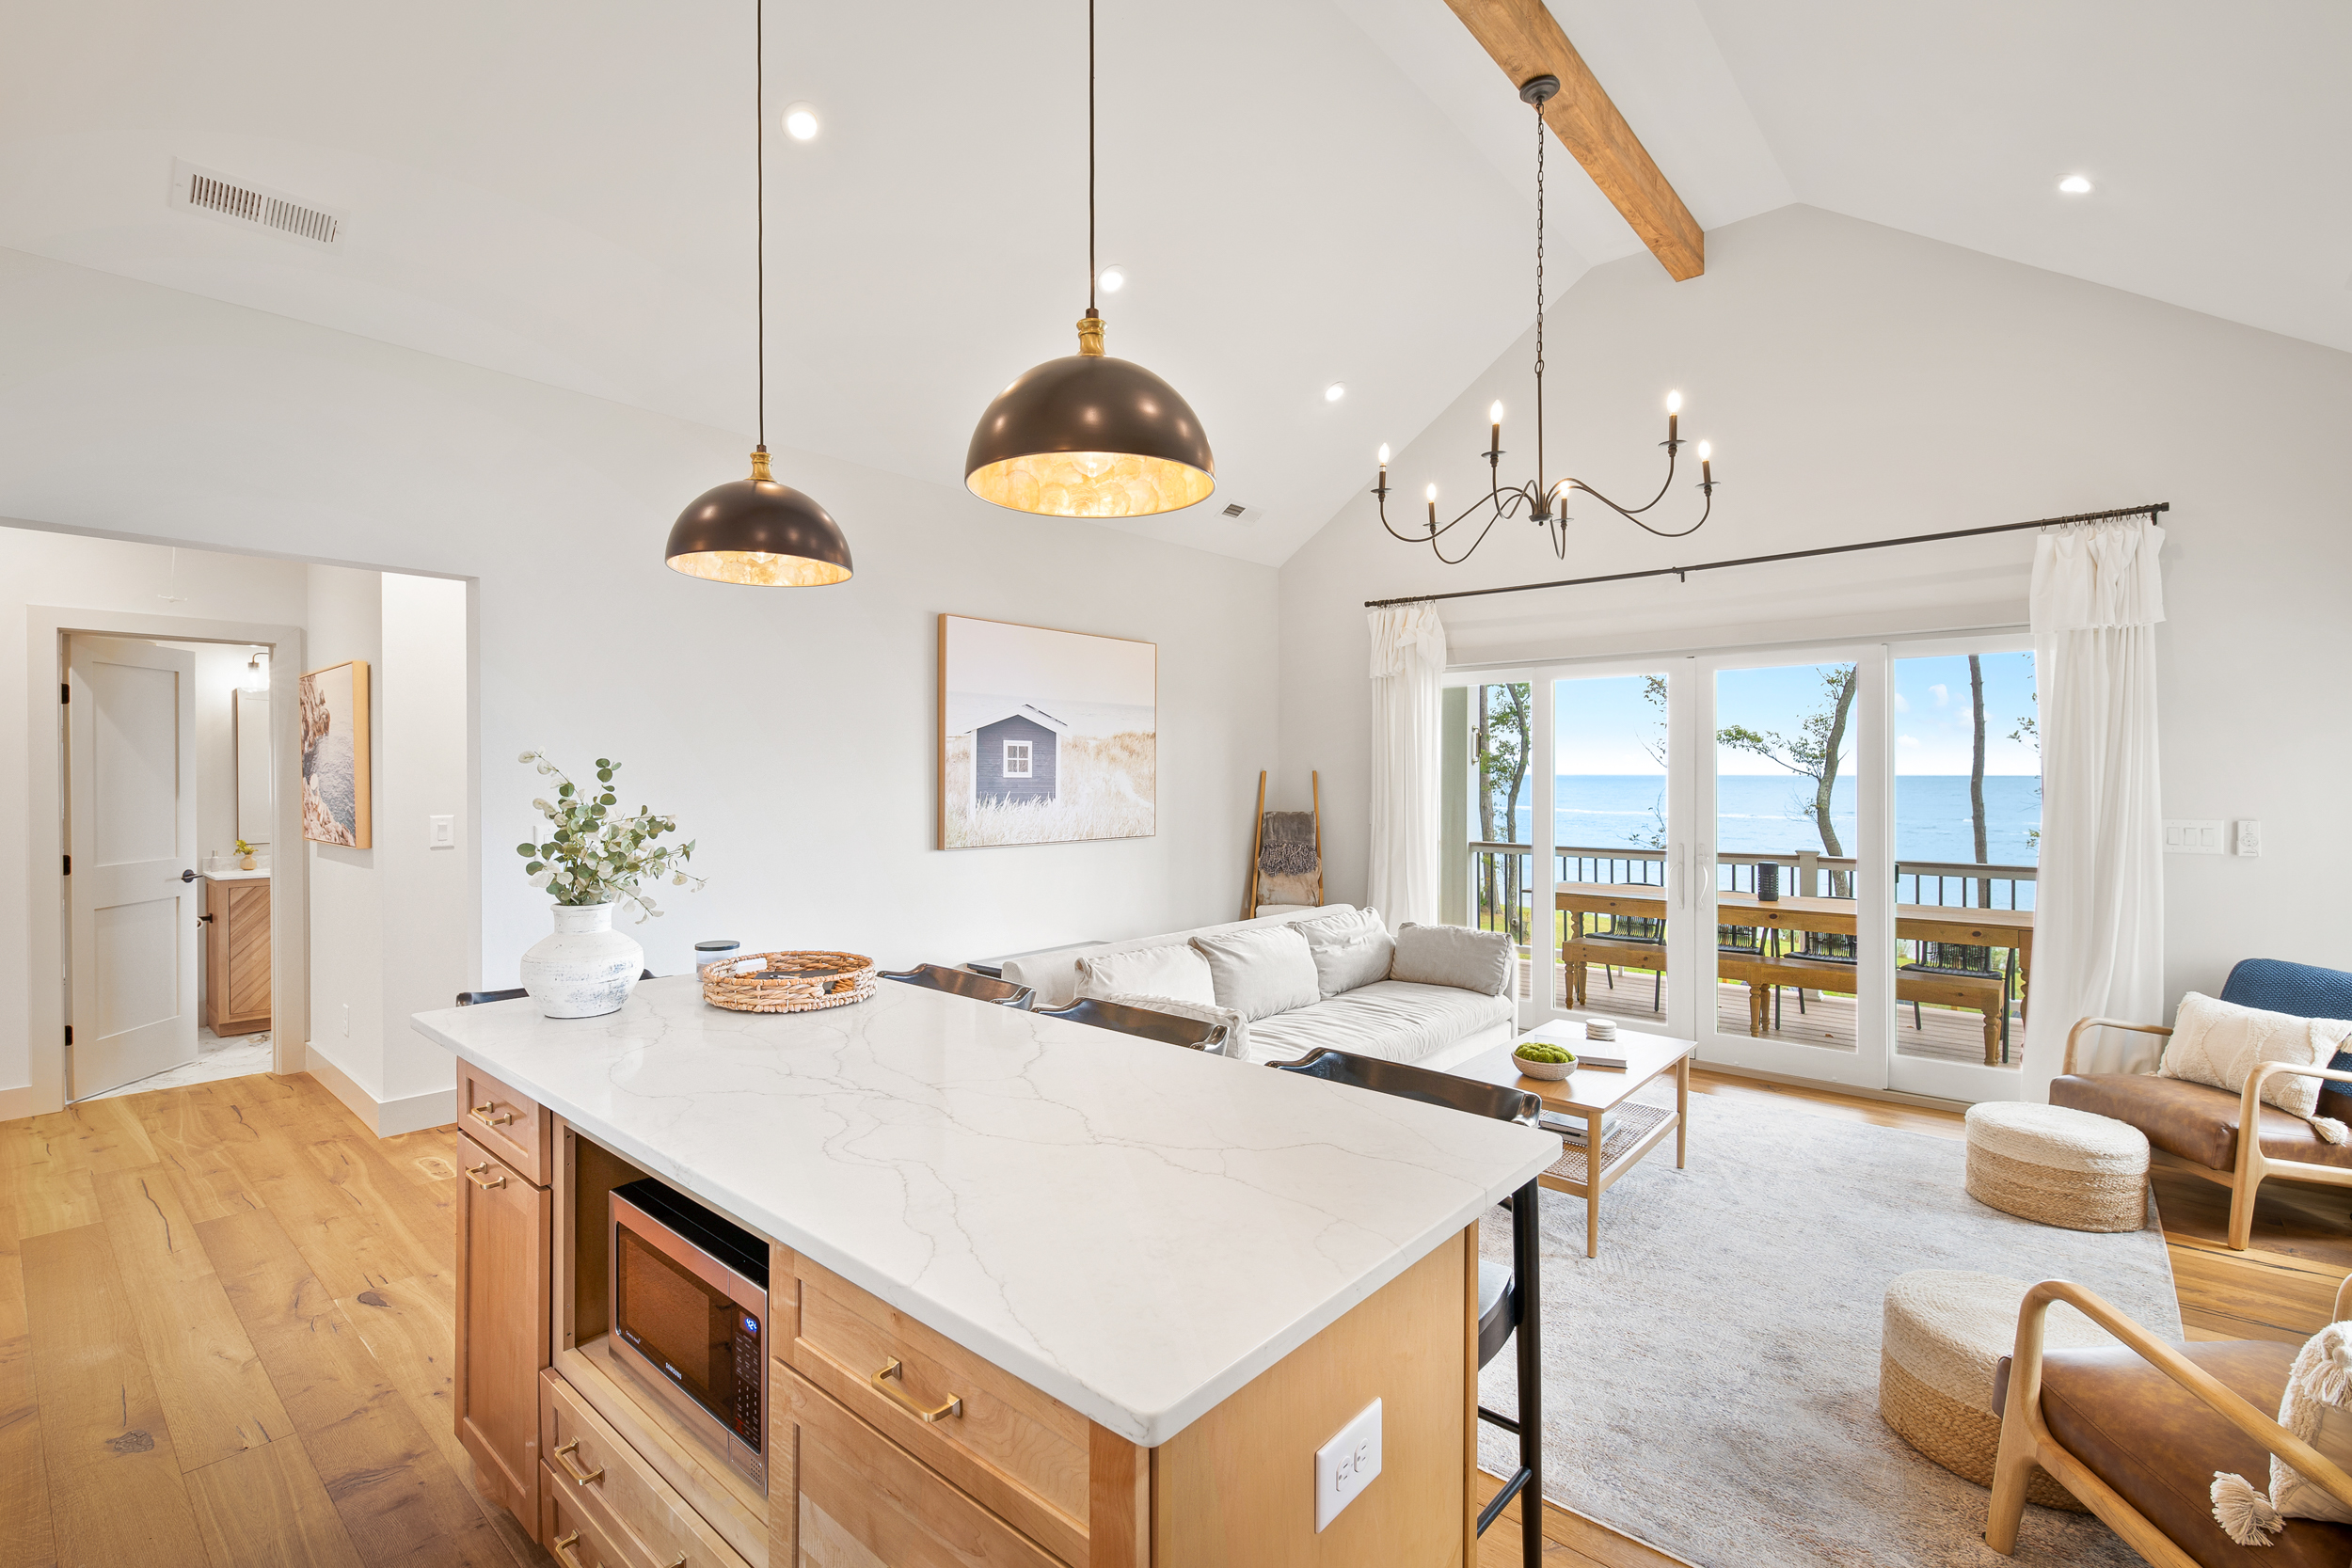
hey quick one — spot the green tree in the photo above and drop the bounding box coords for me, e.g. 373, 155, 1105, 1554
1475, 683, 1533, 845
1969, 654, 1990, 908
1718, 664, 1859, 892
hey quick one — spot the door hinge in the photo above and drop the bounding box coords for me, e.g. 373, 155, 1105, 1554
64, 1025, 72, 1047
62, 854, 71, 876
60, 682, 69, 705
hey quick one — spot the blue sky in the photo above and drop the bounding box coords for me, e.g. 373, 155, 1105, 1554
1528, 651, 2040, 776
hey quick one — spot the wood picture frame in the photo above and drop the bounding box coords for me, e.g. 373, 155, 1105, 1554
298, 657, 371, 847
937, 614, 1157, 850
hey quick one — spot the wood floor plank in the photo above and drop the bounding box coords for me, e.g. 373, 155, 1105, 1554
1, 1117, 98, 1241
92, 1164, 292, 1468
0, 1241, 57, 1568
220, 1112, 433, 1303
134, 1082, 264, 1224
341, 1273, 467, 1478
305, 1131, 457, 1279
1476, 1470, 1690, 1567
185, 1435, 369, 1568
199, 1207, 517, 1568
20, 1223, 211, 1568
20, 1097, 161, 1177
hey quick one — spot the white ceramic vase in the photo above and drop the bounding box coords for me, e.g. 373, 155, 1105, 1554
519, 901, 644, 1019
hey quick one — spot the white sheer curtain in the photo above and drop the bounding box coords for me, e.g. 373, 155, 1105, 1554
2023, 516, 2168, 1100
1366, 605, 1448, 928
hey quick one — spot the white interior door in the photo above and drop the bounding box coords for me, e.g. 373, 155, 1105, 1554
67, 636, 199, 1099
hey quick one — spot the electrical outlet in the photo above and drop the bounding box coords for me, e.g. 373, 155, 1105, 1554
342, 1002, 351, 1037
429, 814, 454, 848
1314, 1399, 1383, 1532
2163, 819, 2224, 855
2235, 819, 2263, 857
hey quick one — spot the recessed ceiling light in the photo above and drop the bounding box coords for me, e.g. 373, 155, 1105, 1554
1325, 382, 1346, 403
1098, 264, 1126, 293
783, 103, 819, 141
2058, 174, 2092, 195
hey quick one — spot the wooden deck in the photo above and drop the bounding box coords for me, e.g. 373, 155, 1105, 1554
1516, 957, 2021, 1069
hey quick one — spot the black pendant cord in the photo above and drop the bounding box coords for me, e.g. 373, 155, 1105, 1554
1087, 0, 1096, 314
1533, 93, 1545, 509
1362, 502, 2169, 609
755, 0, 766, 452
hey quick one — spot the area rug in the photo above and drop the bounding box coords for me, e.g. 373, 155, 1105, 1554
1476, 1085, 2180, 1568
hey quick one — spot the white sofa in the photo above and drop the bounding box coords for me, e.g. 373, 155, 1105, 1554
1001, 905, 1518, 1069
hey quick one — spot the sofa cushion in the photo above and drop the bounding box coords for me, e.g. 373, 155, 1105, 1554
1295, 907, 1396, 998
2160, 990, 2352, 1128
1002, 906, 1357, 1009
1190, 926, 1321, 1022
2051, 1074, 2352, 1174
1390, 923, 1512, 996
1241, 980, 1513, 1067
1076, 942, 1216, 1007
1992, 1340, 2352, 1568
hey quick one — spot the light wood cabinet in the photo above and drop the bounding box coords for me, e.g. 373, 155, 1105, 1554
459, 1061, 553, 1186
456, 1133, 551, 1533
200, 874, 271, 1035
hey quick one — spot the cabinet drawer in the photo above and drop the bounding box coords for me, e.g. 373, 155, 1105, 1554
774, 1363, 1061, 1568
459, 1061, 552, 1187
542, 1370, 752, 1568
773, 1248, 1087, 1563
542, 1462, 641, 1568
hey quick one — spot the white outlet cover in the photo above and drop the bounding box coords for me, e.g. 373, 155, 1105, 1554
2163, 819, 2225, 855
1315, 1398, 1383, 1532
2235, 819, 2263, 857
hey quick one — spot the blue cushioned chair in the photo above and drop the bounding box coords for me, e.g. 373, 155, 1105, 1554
2050, 959, 2352, 1251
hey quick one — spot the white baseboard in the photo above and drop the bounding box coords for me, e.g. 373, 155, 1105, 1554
304, 1042, 456, 1137
0, 1083, 38, 1122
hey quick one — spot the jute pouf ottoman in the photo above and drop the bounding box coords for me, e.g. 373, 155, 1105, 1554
1964, 1101, 2151, 1232
1880, 1269, 2112, 1510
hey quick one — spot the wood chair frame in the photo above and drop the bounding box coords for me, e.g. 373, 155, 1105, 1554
2064, 1018, 2352, 1250
1987, 1275, 2352, 1565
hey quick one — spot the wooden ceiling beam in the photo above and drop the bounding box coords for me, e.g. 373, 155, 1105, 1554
1441, 0, 1705, 280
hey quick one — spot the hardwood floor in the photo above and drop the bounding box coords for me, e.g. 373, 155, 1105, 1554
0, 1071, 548, 1568
7, 1066, 2346, 1568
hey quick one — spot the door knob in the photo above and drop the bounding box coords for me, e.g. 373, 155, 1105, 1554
181, 868, 198, 882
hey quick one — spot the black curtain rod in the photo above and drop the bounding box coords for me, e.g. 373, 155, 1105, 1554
1362, 502, 2169, 610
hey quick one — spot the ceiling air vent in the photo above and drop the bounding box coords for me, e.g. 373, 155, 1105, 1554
169, 159, 345, 247
1219, 501, 1266, 526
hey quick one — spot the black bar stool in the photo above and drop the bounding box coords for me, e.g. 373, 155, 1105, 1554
1267, 1047, 1545, 1567
456, 970, 652, 1006
1032, 997, 1230, 1053
877, 962, 1036, 1008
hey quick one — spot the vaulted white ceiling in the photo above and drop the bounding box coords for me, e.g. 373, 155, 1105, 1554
3, 0, 2344, 567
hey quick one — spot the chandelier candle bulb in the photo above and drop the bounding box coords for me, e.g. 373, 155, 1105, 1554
1426, 483, 1438, 526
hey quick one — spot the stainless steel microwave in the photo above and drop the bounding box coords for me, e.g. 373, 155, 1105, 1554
608, 1178, 768, 1492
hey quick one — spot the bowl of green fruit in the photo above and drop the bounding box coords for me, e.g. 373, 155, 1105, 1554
1512, 1040, 1578, 1080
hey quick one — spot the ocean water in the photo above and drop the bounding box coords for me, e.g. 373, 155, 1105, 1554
1504, 774, 2042, 868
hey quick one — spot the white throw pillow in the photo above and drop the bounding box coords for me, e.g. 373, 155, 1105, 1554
1295, 906, 1395, 998
1104, 992, 1247, 1058
1390, 922, 1512, 997
1188, 926, 1321, 1022
2159, 991, 2352, 1139
2211, 1322, 2352, 1543
1076, 942, 1217, 1007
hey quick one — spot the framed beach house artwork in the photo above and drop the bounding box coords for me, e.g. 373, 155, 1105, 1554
939, 614, 1156, 849
299, 658, 371, 848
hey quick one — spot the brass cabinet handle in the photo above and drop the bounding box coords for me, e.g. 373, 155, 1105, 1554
551, 1438, 604, 1487
463, 1163, 506, 1191
869, 1356, 961, 1422
469, 1101, 516, 1129
550, 1531, 584, 1568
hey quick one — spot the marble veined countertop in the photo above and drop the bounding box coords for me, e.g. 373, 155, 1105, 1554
414, 974, 1558, 1446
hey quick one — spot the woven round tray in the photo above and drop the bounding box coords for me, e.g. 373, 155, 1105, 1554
701, 951, 877, 1014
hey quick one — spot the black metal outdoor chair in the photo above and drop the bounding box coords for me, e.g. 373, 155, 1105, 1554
1266, 1047, 1546, 1566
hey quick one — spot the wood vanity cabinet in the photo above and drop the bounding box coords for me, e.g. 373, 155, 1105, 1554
454, 1066, 553, 1532
200, 874, 272, 1034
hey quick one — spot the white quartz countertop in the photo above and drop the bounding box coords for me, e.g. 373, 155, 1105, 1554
414, 975, 1559, 1446
203, 867, 271, 881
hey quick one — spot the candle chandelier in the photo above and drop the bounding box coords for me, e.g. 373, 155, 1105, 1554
1376, 74, 1716, 565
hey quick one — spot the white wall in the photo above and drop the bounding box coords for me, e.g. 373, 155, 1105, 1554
0, 529, 307, 1100
303, 564, 387, 1106
378, 572, 472, 1112
1279, 204, 2352, 1014
0, 246, 1280, 1110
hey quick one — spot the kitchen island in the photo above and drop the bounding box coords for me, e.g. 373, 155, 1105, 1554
417, 974, 1557, 1567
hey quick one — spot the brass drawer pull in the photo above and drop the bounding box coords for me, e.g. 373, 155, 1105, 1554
469, 1101, 516, 1129
463, 1163, 506, 1191
550, 1530, 585, 1568
870, 1356, 962, 1422
552, 1438, 604, 1486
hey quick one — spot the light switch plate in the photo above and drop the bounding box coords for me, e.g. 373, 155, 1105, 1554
2164, 819, 2224, 855
1314, 1398, 1382, 1532
429, 814, 454, 848
2235, 819, 2263, 857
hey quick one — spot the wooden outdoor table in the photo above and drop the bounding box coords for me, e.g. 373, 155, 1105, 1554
1451, 1025, 1695, 1258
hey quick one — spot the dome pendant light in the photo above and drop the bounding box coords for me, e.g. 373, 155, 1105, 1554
963, 0, 1214, 519
665, 0, 853, 587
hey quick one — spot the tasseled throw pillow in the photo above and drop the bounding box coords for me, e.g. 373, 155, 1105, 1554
2211, 1322, 2352, 1544
2159, 991, 2352, 1144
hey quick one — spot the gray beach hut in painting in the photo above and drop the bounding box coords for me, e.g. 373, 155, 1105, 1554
963, 703, 1071, 807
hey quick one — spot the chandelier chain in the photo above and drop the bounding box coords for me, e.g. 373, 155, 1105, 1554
755, 0, 765, 450
1087, 0, 1096, 313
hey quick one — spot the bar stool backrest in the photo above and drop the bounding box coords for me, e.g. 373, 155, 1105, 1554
1034, 997, 1229, 1053
1268, 1047, 1540, 1127
878, 963, 1036, 1008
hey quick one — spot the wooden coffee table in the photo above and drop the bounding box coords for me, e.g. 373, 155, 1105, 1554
1452, 1023, 1696, 1258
